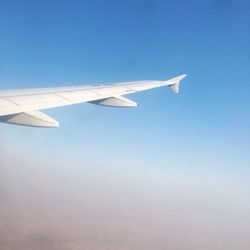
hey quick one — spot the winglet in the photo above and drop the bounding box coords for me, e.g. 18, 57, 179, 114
167, 74, 187, 94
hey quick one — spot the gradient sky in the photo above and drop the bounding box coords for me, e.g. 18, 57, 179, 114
0, 0, 250, 249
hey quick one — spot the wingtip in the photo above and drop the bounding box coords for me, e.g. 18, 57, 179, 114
167, 74, 187, 94
174, 74, 188, 81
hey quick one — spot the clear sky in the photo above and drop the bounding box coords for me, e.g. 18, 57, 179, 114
0, 0, 250, 249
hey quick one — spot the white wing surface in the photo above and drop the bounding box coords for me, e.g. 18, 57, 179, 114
0, 74, 187, 127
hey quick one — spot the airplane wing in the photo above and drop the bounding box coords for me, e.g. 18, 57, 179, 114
0, 74, 187, 128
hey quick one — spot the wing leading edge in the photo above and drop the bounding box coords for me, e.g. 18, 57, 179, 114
0, 74, 187, 127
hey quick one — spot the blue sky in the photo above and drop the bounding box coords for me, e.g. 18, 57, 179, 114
0, 1, 250, 249
0, 0, 249, 171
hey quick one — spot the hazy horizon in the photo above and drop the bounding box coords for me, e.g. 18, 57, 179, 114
1, 140, 250, 250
